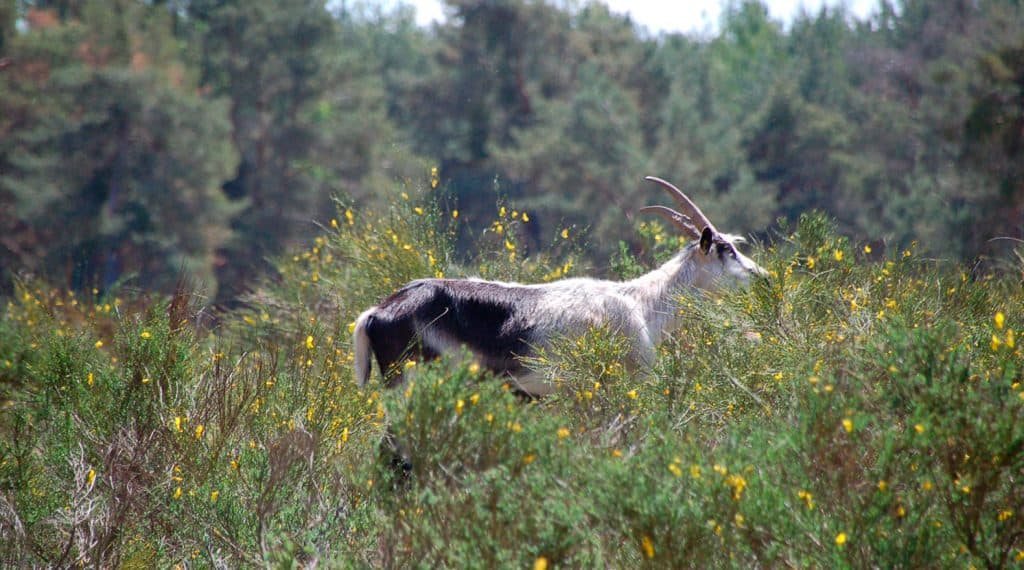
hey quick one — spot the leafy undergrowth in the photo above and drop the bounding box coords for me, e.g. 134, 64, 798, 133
1, 184, 1022, 568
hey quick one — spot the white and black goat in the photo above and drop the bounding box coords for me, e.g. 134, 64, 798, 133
353, 176, 766, 395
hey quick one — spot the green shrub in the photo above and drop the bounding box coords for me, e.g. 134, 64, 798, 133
2, 188, 1022, 567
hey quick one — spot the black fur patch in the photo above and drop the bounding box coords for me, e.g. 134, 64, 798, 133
715, 241, 736, 260
365, 279, 543, 384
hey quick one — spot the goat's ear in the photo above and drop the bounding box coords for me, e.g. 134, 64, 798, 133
699, 226, 714, 254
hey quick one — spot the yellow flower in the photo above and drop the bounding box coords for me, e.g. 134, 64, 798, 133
87, 372, 94, 387
414, 207, 424, 216
561, 228, 569, 239
798, 490, 814, 510
533, 557, 548, 570
877, 480, 888, 492
87, 469, 96, 486
306, 335, 315, 350
173, 487, 182, 499
922, 480, 933, 491
1007, 329, 1015, 349
835, 532, 847, 546
726, 474, 747, 500
842, 418, 853, 433
94, 340, 103, 349
331, 218, 338, 229
505, 239, 515, 251
140, 331, 151, 339
210, 490, 219, 502
522, 212, 530, 222
499, 206, 507, 218
470, 393, 480, 405
995, 311, 1005, 330
690, 464, 702, 479
641, 535, 655, 559
455, 399, 465, 415
914, 423, 925, 434
523, 453, 536, 465
668, 463, 683, 477
557, 427, 571, 439
345, 209, 355, 225
627, 389, 638, 400
863, 245, 872, 253
174, 416, 184, 432
806, 256, 816, 269
833, 249, 844, 261
452, 209, 459, 219
195, 424, 204, 440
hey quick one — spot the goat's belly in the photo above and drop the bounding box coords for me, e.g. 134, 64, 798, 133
507, 370, 556, 397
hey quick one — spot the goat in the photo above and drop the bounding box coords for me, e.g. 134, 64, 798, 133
353, 176, 766, 396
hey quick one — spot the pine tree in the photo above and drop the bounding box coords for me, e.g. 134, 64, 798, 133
0, 0, 239, 295
183, 0, 393, 301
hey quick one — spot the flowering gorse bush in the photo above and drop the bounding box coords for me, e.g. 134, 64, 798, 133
1, 179, 1022, 567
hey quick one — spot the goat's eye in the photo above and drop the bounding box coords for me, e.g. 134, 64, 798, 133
716, 243, 737, 259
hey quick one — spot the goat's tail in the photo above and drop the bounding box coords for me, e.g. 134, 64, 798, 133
353, 308, 375, 388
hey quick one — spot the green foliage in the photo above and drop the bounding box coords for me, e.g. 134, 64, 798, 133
4, 1, 1024, 566
2, 199, 1023, 567
182, 0, 406, 301
4, 0, 1024, 300
0, 0, 239, 295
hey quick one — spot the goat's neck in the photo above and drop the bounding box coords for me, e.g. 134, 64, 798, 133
619, 247, 699, 344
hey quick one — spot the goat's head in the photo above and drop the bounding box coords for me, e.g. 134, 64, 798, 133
639, 176, 767, 288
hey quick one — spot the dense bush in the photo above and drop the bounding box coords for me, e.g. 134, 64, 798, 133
1, 184, 1022, 567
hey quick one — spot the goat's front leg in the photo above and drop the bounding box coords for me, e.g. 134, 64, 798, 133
624, 329, 657, 380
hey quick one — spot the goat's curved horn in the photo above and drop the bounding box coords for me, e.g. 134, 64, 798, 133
644, 176, 716, 234
638, 206, 701, 239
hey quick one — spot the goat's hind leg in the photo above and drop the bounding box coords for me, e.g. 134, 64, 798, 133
377, 424, 413, 487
